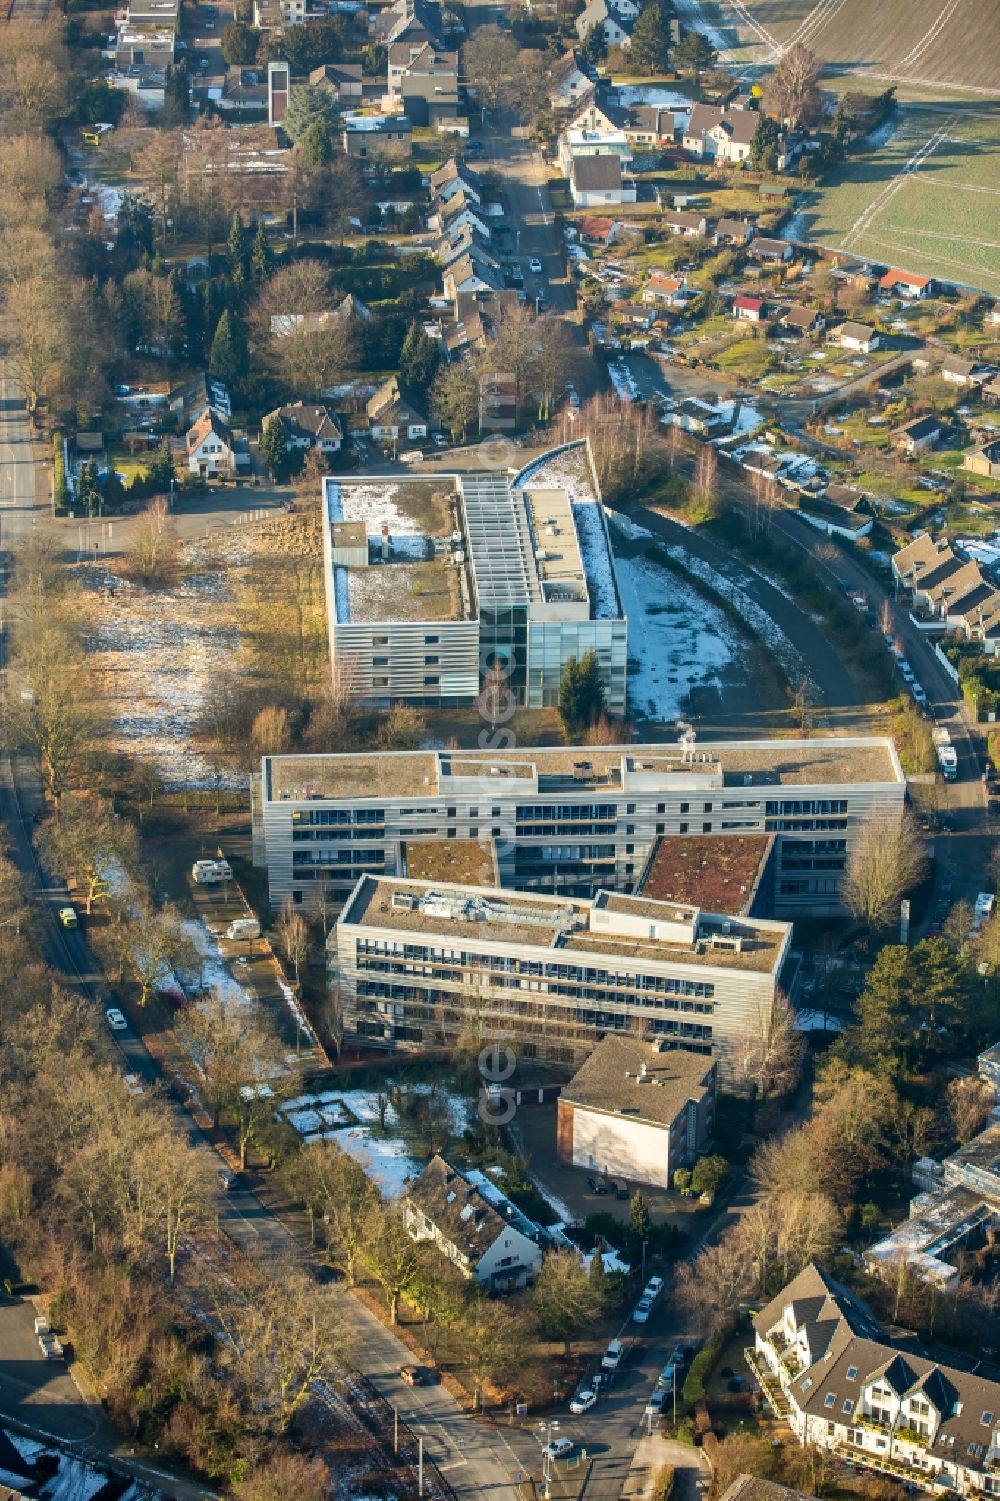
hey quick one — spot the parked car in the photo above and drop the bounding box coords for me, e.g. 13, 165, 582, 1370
544, 1436, 574, 1461
58, 905, 78, 929
587, 1175, 608, 1195
105, 1007, 127, 1032
602, 1338, 625, 1370
657, 1363, 677, 1389
668, 1344, 689, 1367
569, 1388, 597, 1415
644, 1388, 667, 1419
633, 1297, 653, 1324
399, 1364, 425, 1386
643, 1276, 665, 1300
528, 257, 543, 274
612, 1179, 629, 1200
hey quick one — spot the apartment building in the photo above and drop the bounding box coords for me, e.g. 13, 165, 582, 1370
557, 1036, 717, 1188
253, 736, 906, 916
330, 874, 792, 1074
321, 468, 627, 711
750, 1264, 1000, 1496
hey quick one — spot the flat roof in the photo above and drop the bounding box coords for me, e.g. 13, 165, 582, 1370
524, 486, 589, 606
346, 555, 461, 623
561, 1035, 713, 1127
266, 738, 903, 803
641, 835, 772, 914
401, 838, 497, 886
337, 876, 788, 974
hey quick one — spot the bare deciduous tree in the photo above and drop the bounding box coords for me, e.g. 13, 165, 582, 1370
276, 896, 309, 989
947, 1074, 995, 1145
37, 793, 139, 915
735, 991, 804, 1100
362, 1203, 424, 1323
764, 43, 822, 128
843, 809, 929, 933
128, 500, 181, 587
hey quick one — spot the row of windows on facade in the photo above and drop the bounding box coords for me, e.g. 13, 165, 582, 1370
354, 941, 717, 995
291, 798, 850, 823
354, 992, 714, 1041
355, 966, 716, 1013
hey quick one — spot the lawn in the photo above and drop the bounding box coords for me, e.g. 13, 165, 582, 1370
790, 109, 1000, 297
714, 338, 776, 379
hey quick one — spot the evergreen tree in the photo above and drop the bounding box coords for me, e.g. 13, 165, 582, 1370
283, 84, 338, 145
748, 115, 782, 173
228, 213, 251, 283
399, 321, 440, 397
676, 28, 716, 73
259, 415, 288, 481
577, 648, 606, 730
855, 945, 912, 1075
630, 0, 672, 74
299, 117, 334, 168
221, 19, 259, 65
77, 459, 102, 517
581, 22, 607, 65
558, 655, 584, 738
629, 1190, 651, 1241
588, 1241, 609, 1307
251, 221, 274, 281
209, 309, 249, 389
161, 63, 190, 128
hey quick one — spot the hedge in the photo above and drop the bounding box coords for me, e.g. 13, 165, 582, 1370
53, 436, 68, 509
682, 1324, 730, 1405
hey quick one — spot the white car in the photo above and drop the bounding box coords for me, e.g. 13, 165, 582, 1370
644, 1388, 668, 1419
105, 1007, 127, 1032
544, 1436, 574, 1461
643, 1276, 665, 1300
633, 1297, 653, 1324
528, 256, 543, 274
569, 1388, 597, 1415
123, 1073, 144, 1096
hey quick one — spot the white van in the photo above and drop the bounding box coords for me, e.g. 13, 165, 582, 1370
602, 1339, 625, 1370
192, 859, 232, 885
226, 917, 260, 941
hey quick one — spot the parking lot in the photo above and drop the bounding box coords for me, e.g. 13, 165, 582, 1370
0, 1297, 102, 1445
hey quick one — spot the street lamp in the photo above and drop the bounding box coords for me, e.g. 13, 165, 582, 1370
537, 1418, 560, 1500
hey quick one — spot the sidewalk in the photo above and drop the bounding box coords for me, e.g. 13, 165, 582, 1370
621, 1434, 710, 1501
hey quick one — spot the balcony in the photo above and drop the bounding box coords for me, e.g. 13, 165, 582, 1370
744, 1347, 790, 1419
834, 1440, 937, 1487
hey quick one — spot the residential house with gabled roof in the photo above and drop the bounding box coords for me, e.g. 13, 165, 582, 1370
941, 355, 986, 388
965, 439, 1000, 480
548, 48, 592, 111
263, 401, 343, 453
749, 236, 793, 263
566, 87, 628, 134
781, 304, 825, 336
625, 104, 678, 148
828, 320, 880, 353
664, 209, 708, 238
715, 217, 754, 246
442, 249, 506, 302
569, 154, 636, 208
403, 1153, 545, 1291
309, 61, 364, 102
642, 273, 693, 309
387, 41, 458, 125
169, 372, 231, 427
682, 103, 757, 164
442, 312, 487, 361
751, 1262, 1000, 1494
892, 413, 941, 452
574, 0, 637, 48
430, 187, 492, 240
366, 376, 429, 442
733, 294, 765, 322
879, 268, 934, 298
186, 410, 237, 475
429, 156, 482, 205
434, 222, 500, 273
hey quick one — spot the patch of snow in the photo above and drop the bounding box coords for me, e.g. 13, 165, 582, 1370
615, 550, 736, 720
330, 480, 421, 536
608, 360, 640, 402
670, 0, 729, 55
6, 1434, 46, 1463
782, 211, 808, 242
582, 1247, 632, 1275
178, 919, 253, 1010
794, 1007, 845, 1033
572, 500, 620, 618
862, 115, 900, 152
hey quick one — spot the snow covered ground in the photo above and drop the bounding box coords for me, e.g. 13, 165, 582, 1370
608, 360, 640, 402
331, 480, 423, 536
572, 500, 620, 618
280, 1083, 473, 1199
179, 918, 253, 1010
615, 551, 738, 721
84, 558, 245, 792
613, 85, 692, 130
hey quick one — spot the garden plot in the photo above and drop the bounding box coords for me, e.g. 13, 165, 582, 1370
83, 556, 243, 791
279, 1083, 473, 1198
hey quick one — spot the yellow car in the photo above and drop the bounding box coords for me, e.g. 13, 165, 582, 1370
58, 906, 78, 929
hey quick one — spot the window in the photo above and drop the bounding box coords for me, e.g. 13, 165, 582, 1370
424, 676, 440, 687
373, 656, 389, 667
983, 1412, 995, 1427
843, 1399, 854, 1415
680, 802, 689, 814
374, 635, 389, 645
425, 655, 439, 666
679, 823, 689, 834
702, 822, 712, 834
824, 1393, 836, 1409
846, 1367, 858, 1381
801, 1378, 813, 1392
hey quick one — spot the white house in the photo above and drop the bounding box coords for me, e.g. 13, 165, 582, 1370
366, 376, 429, 442
264, 402, 343, 454
404, 1154, 544, 1292
574, 0, 634, 47
750, 1264, 1000, 1498
569, 154, 636, 208
549, 49, 591, 111
828, 320, 880, 354
186, 410, 236, 476
557, 1037, 716, 1191
683, 103, 757, 164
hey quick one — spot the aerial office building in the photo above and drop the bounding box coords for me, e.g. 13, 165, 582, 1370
252, 736, 906, 916
330, 874, 792, 1074
321, 471, 627, 711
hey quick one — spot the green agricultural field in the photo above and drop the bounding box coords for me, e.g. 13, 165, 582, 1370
789, 110, 1000, 296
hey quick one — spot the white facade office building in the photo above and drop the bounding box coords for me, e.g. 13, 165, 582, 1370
252, 736, 906, 917
321, 468, 627, 711
330, 874, 792, 1075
